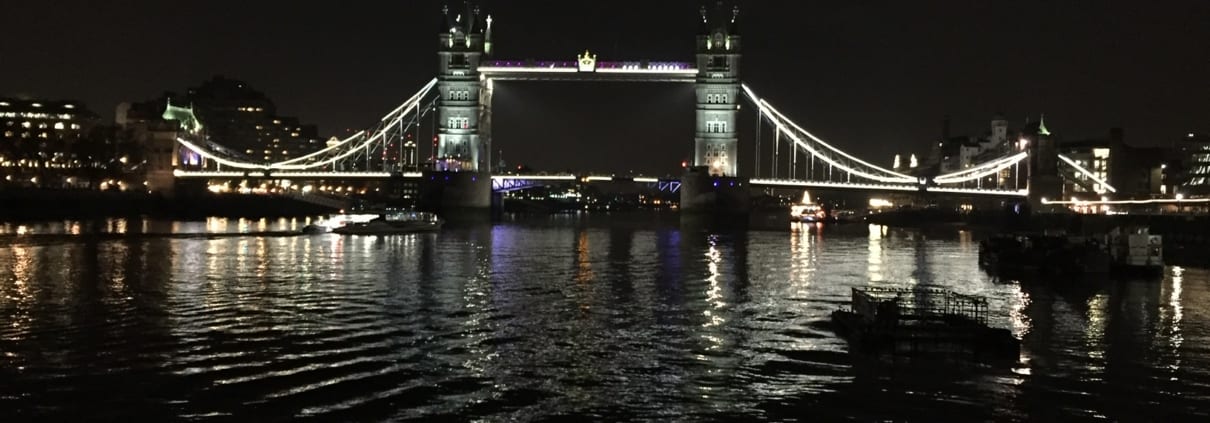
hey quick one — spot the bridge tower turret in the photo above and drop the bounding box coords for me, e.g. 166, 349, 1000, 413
1025, 115, 1062, 206
422, 2, 493, 211
694, 2, 742, 177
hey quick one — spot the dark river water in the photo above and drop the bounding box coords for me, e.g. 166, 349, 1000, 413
1, 215, 1209, 421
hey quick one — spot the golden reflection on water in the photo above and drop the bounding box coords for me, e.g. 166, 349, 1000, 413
575, 229, 593, 285
1168, 266, 1185, 364
6, 245, 34, 333
868, 224, 884, 282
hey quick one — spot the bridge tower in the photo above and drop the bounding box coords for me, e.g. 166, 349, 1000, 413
1024, 116, 1062, 206
422, 3, 493, 210
681, 2, 750, 214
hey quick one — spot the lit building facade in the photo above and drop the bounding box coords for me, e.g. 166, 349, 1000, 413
1178, 132, 1210, 196
1061, 128, 1169, 199
0, 98, 100, 170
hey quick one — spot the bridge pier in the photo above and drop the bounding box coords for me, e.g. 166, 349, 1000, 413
419, 171, 491, 212
679, 167, 751, 216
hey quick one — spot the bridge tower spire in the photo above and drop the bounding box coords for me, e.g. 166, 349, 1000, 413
694, 1, 742, 177
1024, 114, 1062, 206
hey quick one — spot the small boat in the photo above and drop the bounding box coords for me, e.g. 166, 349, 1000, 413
1107, 226, 1163, 276
830, 286, 1020, 363
790, 191, 825, 222
332, 211, 442, 235
301, 224, 331, 235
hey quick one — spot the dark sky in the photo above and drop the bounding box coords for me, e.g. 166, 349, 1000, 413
2, 0, 1207, 175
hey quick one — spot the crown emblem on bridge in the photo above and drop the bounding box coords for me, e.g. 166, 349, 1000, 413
577, 50, 597, 72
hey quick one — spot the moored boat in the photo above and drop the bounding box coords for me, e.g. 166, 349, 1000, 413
332, 211, 443, 235
830, 286, 1020, 363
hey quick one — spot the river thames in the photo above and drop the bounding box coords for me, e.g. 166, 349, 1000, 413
1, 215, 1208, 421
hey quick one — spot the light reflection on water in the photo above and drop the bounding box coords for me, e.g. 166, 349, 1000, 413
0, 216, 1208, 420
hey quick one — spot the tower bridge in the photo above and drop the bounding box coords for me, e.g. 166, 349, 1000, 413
162, 2, 1112, 214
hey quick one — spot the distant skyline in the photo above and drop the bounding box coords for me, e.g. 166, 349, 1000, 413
2, 0, 1207, 174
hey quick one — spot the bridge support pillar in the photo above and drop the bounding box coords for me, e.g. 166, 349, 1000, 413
419, 171, 491, 212
679, 167, 751, 216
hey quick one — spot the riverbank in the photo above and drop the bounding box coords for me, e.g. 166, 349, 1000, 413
0, 189, 336, 220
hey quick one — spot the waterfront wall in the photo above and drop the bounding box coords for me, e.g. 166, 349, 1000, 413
0, 189, 336, 220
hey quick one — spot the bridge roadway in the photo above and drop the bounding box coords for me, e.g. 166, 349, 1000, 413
173, 170, 1027, 198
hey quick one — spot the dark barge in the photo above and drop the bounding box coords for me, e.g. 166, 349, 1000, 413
830, 287, 1020, 362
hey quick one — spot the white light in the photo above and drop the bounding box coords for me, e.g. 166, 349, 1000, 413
493, 174, 576, 182
1176, 193, 1185, 201
869, 198, 894, 208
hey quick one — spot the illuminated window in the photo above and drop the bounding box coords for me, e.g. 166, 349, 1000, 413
21, 121, 30, 128
70, 123, 79, 130
31, 103, 42, 108
63, 104, 75, 109
447, 117, 469, 129
37, 123, 47, 129
706, 121, 727, 133
53, 122, 64, 130
3, 131, 11, 137
38, 132, 48, 138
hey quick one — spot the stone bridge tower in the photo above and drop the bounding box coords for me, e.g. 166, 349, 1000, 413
694, 2, 742, 177
435, 3, 489, 172
681, 2, 750, 216
422, 2, 493, 211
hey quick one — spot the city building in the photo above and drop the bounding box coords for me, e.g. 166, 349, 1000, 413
1177, 132, 1210, 196
0, 97, 100, 171
1060, 128, 1170, 198
120, 76, 324, 164
927, 115, 1012, 175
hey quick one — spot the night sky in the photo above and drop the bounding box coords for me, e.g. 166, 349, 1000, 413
2, 0, 1207, 175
